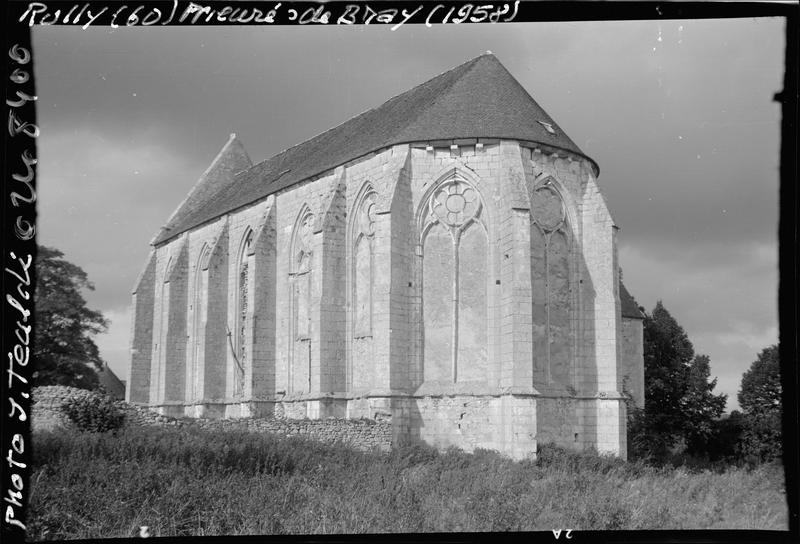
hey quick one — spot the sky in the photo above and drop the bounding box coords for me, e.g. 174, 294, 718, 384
30, 19, 784, 411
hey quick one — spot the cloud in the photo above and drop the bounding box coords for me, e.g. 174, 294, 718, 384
36, 125, 201, 310
620, 241, 778, 411
694, 322, 779, 412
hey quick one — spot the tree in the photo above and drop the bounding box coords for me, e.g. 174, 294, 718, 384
33, 245, 109, 389
739, 345, 781, 415
629, 301, 727, 461
637, 301, 694, 456
682, 354, 727, 456
737, 345, 782, 462
705, 410, 746, 462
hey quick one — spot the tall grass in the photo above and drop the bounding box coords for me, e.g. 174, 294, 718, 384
27, 426, 787, 539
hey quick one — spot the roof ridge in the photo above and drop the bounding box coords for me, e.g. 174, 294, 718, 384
384, 55, 487, 147
491, 60, 584, 151
238, 55, 488, 177
378, 53, 486, 109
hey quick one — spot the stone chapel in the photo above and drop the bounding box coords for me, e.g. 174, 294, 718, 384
128, 53, 644, 459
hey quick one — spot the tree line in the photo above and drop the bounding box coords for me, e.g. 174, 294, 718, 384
628, 301, 782, 465
32, 245, 784, 465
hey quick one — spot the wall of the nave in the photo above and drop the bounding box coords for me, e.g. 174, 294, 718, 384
619, 317, 645, 409
128, 251, 156, 404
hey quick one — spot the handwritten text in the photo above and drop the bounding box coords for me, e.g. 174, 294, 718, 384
19, 1, 520, 30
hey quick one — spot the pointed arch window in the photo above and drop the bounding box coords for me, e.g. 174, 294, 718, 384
233, 230, 253, 398
191, 245, 210, 401
293, 214, 313, 340
154, 256, 173, 401
530, 179, 571, 386
421, 174, 488, 383
353, 192, 377, 337
290, 211, 314, 393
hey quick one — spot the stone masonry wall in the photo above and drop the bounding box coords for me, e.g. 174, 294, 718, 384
32, 386, 392, 452
619, 317, 645, 409
128, 251, 155, 404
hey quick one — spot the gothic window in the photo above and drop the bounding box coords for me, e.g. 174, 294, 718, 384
348, 191, 377, 392
353, 193, 376, 337
290, 211, 314, 393
293, 215, 313, 340
530, 180, 571, 386
191, 245, 209, 401
421, 175, 488, 383
154, 256, 173, 400
233, 231, 253, 398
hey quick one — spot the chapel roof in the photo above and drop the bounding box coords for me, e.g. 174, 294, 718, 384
97, 363, 126, 400
153, 53, 597, 245
620, 282, 645, 320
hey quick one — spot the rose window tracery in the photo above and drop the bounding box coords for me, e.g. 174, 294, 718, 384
429, 179, 481, 231
530, 184, 566, 232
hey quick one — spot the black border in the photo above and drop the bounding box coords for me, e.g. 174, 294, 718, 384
3, 2, 38, 543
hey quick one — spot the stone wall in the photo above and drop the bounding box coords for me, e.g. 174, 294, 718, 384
128, 251, 155, 404
32, 386, 392, 452
394, 394, 538, 460
619, 318, 645, 409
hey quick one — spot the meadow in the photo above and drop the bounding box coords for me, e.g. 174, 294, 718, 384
27, 426, 787, 539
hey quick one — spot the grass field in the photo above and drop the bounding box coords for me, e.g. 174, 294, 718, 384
27, 426, 788, 539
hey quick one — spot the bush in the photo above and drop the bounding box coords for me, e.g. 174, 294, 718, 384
390, 439, 440, 470
705, 412, 745, 463
739, 412, 783, 464
62, 394, 125, 433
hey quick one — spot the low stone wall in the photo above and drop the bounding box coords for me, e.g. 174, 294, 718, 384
31, 385, 180, 431
31, 386, 392, 452
31, 385, 96, 432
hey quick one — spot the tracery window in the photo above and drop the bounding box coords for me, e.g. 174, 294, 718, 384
348, 190, 377, 392
421, 175, 488, 383
291, 211, 314, 393
530, 179, 571, 386
353, 193, 377, 337
293, 215, 313, 339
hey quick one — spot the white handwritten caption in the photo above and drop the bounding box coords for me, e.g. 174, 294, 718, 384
19, 1, 520, 30
5, 251, 33, 531
4, 41, 36, 533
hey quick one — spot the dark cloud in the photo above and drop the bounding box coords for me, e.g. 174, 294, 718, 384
32, 20, 783, 407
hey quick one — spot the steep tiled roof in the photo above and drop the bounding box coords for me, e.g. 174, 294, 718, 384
153, 53, 597, 246
153, 135, 251, 244
620, 282, 645, 320
97, 364, 126, 400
